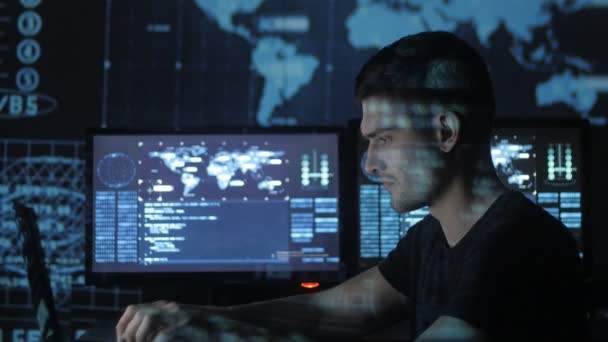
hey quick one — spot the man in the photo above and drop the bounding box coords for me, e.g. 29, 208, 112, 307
116, 31, 586, 341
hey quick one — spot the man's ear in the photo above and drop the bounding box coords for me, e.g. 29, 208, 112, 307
432, 111, 461, 153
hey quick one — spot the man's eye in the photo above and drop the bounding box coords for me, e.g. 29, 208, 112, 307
377, 136, 389, 145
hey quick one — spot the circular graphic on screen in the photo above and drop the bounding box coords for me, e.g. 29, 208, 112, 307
360, 151, 381, 183
96, 153, 136, 188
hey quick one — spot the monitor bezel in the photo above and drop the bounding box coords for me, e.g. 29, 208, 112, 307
85, 126, 353, 287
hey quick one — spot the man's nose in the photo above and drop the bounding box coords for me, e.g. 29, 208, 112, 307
363, 149, 381, 176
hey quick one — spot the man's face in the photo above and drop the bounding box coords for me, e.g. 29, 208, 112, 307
360, 96, 446, 213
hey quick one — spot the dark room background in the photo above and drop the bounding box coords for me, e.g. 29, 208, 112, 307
1, 0, 607, 340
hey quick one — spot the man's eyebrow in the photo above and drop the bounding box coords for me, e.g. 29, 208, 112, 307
361, 127, 395, 140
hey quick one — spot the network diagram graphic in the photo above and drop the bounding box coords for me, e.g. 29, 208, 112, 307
96, 152, 137, 188
0, 140, 85, 306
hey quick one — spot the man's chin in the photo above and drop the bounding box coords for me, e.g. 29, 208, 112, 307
391, 195, 427, 213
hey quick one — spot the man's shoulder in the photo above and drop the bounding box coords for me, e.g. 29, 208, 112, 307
405, 214, 441, 239
392, 214, 442, 255
478, 191, 579, 259
411, 213, 440, 229
492, 191, 573, 238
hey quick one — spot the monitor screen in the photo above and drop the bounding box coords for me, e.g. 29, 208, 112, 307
89, 131, 341, 274
357, 121, 587, 268
491, 125, 585, 253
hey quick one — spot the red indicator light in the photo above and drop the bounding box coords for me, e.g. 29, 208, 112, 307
300, 282, 320, 289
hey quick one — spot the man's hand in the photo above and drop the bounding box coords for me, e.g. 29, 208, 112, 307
116, 301, 314, 341
116, 300, 188, 341
415, 316, 487, 342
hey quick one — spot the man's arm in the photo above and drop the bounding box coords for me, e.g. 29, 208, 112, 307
212, 266, 410, 338
117, 266, 410, 340
415, 316, 487, 342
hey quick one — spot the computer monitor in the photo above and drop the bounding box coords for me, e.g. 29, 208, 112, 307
355, 119, 589, 271
491, 120, 588, 259
86, 128, 344, 284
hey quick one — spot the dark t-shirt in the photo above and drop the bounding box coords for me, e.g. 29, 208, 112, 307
378, 191, 586, 340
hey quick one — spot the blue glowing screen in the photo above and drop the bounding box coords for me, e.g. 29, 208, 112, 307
91, 133, 341, 273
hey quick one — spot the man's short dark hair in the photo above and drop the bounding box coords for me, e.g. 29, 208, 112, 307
355, 31, 496, 145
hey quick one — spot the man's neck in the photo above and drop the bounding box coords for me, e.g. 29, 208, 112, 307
428, 161, 508, 247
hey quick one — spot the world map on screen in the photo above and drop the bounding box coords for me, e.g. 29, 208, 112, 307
104, 0, 607, 127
